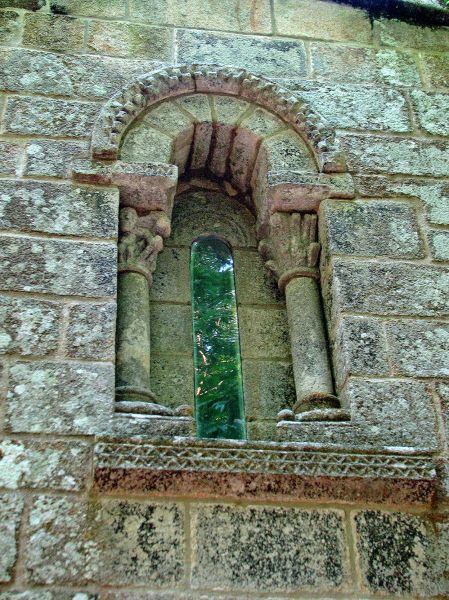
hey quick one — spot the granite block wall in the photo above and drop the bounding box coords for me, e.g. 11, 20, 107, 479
0, 0, 449, 597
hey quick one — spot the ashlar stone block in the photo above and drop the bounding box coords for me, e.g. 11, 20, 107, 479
340, 133, 449, 177
0, 181, 118, 238
0, 236, 116, 297
0, 439, 90, 491
0, 141, 21, 176
344, 379, 438, 450
6, 361, 114, 435
120, 124, 173, 163
294, 81, 411, 133
26, 496, 96, 585
0, 11, 21, 46
150, 303, 193, 355
23, 13, 85, 53
353, 510, 433, 596
4, 97, 99, 138
130, 0, 272, 34
66, 302, 116, 360
48, 0, 126, 17
234, 249, 283, 306
0, 296, 61, 357
0, 48, 73, 96
0, 494, 23, 583
410, 89, 449, 136
311, 43, 421, 86
25, 140, 89, 178
150, 354, 193, 409
191, 503, 349, 591
420, 53, 449, 89
331, 260, 449, 317
321, 199, 424, 258
238, 306, 291, 359
333, 317, 389, 387
243, 359, 295, 418
386, 319, 449, 377
151, 246, 190, 303
429, 230, 449, 261
213, 95, 250, 125
87, 20, 172, 60
377, 18, 449, 51
275, 0, 372, 43
177, 30, 307, 78
92, 499, 185, 586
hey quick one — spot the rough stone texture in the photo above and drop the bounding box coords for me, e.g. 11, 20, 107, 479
429, 230, 449, 261
3, 96, 99, 137
321, 199, 424, 258
294, 81, 411, 132
239, 306, 291, 359
340, 134, 449, 177
150, 303, 192, 355
5, 361, 114, 434
311, 43, 421, 86
92, 499, 185, 585
410, 89, 449, 136
0, 11, 21, 46
0, 181, 118, 237
151, 247, 190, 303
0, 296, 61, 357
48, 0, 126, 17
333, 317, 389, 387
330, 260, 449, 316
243, 359, 296, 418
420, 53, 449, 88
274, 0, 372, 42
345, 379, 438, 450
65, 302, 116, 360
0, 0, 44, 7
234, 249, 282, 305
191, 504, 348, 591
87, 20, 173, 60
353, 510, 433, 596
177, 30, 307, 78
151, 354, 193, 408
386, 320, 449, 377
23, 13, 85, 53
25, 140, 89, 177
0, 141, 21, 176
120, 123, 172, 163
0, 439, 90, 491
131, 0, 271, 33
0, 236, 116, 297
0, 493, 23, 583
377, 18, 449, 51
26, 496, 96, 584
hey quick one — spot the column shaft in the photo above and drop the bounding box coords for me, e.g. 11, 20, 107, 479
285, 276, 338, 412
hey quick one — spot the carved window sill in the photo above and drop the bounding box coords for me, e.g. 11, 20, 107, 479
94, 428, 436, 506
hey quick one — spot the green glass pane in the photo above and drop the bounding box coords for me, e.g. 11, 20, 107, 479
191, 236, 246, 440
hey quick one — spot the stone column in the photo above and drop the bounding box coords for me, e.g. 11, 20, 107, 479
259, 211, 339, 420
115, 206, 173, 416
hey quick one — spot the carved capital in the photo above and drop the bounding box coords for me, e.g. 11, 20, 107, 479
258, 211, 321, 289
118, 207, 169, 284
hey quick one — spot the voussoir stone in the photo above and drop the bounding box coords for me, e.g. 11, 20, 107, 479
5, 361, 114, 434
0, 181, 118, 237
0, 236, 116, 297
0, 439, 90, 491
191, 503, 349, 591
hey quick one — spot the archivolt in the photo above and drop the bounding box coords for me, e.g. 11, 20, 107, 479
91, 64, 346, 175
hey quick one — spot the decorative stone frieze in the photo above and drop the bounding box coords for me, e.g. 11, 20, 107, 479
93, 438, 436, 505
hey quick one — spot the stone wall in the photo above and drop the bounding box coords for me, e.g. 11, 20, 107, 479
0, 0, 449, 598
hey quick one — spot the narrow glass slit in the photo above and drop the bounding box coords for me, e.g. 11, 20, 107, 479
190, 235, 246, 440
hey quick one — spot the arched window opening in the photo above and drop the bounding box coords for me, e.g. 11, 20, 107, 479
191, 235, 246, 440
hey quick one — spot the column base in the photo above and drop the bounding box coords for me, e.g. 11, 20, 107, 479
115, 386, 174, 416
293, 391, 341, 414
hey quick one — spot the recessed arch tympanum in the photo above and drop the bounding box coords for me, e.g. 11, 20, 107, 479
73, 63, 355, 439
